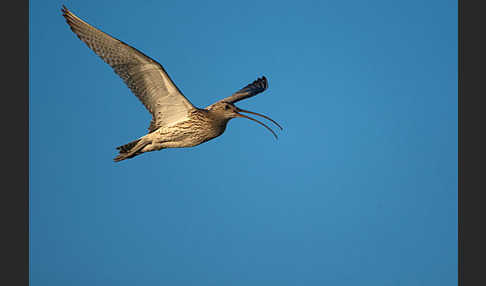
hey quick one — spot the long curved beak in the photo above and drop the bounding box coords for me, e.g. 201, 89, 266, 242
236, 107, 283, 131
234, 107, 282, 140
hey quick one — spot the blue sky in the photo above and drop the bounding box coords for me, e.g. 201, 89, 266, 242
30, 0, 457, 285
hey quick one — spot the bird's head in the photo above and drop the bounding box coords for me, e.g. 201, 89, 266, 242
207, 102, 282, 139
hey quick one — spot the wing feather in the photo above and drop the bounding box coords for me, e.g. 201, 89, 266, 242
61, 6, 195, 132
219, 76, 268, 104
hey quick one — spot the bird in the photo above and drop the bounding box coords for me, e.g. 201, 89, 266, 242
61, 6, 282, 162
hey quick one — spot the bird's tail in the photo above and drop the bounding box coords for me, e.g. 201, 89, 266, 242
114, 138, 148, 162
117, 139, 141, 153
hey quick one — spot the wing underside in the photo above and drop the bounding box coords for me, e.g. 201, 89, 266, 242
61, 6, 195, 131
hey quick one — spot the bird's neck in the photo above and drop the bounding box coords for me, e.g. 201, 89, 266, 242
195, 108, 230, 131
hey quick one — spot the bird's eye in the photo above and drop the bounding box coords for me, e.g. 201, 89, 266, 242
224, 105, 230, 110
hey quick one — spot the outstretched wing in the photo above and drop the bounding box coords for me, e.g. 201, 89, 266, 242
219, 76, 268, 104
61, 6, 195, 132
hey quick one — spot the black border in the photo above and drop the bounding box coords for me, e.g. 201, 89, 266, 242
3, 0, 28, 285
459, 0, 486, 285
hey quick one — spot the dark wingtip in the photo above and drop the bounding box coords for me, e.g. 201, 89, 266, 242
247, 76, 268, 91
262, 76, 268, 89
61, 5, 68, 15
61, 5, 72, 23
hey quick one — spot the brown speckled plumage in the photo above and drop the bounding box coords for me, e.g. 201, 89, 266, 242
62, 6, 282, 162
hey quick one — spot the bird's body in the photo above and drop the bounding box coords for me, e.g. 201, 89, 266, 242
61, 6, 281, 162
147, 109, 228, 150
117, 108, 228, 161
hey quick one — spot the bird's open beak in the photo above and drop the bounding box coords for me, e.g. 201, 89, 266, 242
234, 107, 283, 140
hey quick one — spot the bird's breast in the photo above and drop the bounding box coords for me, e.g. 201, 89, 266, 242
154, 111, 228, 148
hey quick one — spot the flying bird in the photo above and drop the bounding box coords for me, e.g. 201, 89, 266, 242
61, 6, 282, 162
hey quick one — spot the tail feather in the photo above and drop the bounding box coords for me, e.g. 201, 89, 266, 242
113, 152, 137, 162
116, 139, 141, 154
114, 138, 147, 162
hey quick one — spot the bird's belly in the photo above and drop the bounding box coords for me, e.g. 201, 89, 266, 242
153, 122, 225, 148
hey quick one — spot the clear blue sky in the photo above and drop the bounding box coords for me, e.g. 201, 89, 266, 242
30, 0, 457, 285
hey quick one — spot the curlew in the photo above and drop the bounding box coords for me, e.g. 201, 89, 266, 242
61, 6, 282, 162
